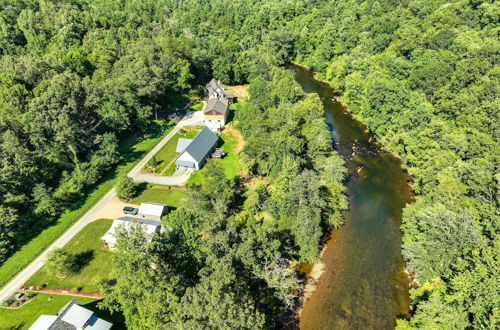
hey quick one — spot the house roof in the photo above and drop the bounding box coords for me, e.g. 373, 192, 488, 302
29, 315, 58, 330
138, 202, 167, 217
29, 299, 112, 330
204, 97, 229, 115
180, 127, 218, 163
206, 78, 233, 99
206, 78, 222, 94
84, 315, 113, 330
101, 216, 162, 245
176, 138, 193, 153
61, 304, 93, 328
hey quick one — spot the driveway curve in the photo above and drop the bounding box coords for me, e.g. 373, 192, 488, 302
128, 110, 204, 186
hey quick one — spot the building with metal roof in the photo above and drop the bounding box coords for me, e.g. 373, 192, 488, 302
101, 216, 162, 250
175, 127, 218, 170
29, 299, 112, 330
138, 202, 168, 221
176, 138, 194, 153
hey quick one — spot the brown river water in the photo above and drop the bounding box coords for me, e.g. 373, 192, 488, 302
291, 65, 413, 330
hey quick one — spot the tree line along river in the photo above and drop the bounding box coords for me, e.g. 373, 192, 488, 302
291, 65, 414, 330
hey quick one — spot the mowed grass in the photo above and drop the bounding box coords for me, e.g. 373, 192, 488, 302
0, 292, 125, 330
0, 120, 175, 289
130, 185, 186, 208
143, 126, 201, 174
0, 293, 96, 329
26, 219, 114, 293
187, 124, 242, 186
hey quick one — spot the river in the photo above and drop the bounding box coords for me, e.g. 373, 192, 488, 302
291, 65, 413, 329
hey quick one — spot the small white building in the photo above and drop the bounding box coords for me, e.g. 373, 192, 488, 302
175, 127, 218, 170
101, 216, 162, 250
138, 202, 168, 221
30, 299, 112, 330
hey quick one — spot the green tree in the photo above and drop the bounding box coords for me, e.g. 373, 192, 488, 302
32, 183, 58, 218
116, 177, 137, 200
0, 206, 18, 262
174, 255, 266, 329
99, 225, 182, 329
46, 248, 76, 278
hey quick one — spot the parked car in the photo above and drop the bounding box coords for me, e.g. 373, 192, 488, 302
211, 148, 226, 159
123, 206, 139, 215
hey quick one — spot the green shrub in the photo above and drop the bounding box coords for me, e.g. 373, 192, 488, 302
147, 156, 159, 171
116, 177, 138, 200
26, 292, 36, 299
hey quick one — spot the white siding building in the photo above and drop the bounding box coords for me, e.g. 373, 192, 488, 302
175, 127, 218, 170
138, 202, 168, 221
101, 216, 162, 250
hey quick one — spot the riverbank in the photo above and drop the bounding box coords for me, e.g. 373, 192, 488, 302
292, 64, 413, 329
291, 62, 411, 167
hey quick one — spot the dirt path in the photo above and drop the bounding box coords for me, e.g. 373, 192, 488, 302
150, 186, 186, 190
227, 85, 249, 100
223, 123, 245, 152
27, 288, 103, 299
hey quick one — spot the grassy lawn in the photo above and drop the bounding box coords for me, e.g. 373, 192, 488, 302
189, 101, 204, 111
0, 292, 125, 329
0, 120, 175, 289
130, 185, 186, 208
26, 219, 114, 293
143, 126, 202, 174
187, 120, 242, 186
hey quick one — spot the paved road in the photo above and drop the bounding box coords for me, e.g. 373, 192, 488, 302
0, 110, 204, 303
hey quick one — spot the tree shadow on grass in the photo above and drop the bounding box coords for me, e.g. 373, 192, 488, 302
72, 250, 94, 273
135, 182, 148, 196
83, 299, 126, 329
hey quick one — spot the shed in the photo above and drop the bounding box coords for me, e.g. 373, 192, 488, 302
175, 127, 218, 170
138, 202, 168, 221
101, 216, 162, 249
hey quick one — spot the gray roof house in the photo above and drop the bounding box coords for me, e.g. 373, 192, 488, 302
204, 82, 231, 132
175, 127, 218, 170
206, 78, 233, 102
204, 97, 229, 116
29, 299, 112, 330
